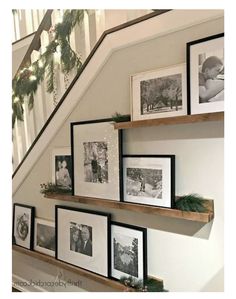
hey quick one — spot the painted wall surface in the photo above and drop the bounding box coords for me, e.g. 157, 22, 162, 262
12, 15, 224, 292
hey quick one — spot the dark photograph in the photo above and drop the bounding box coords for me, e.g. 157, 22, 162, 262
70, 222, 93, 257
126, 167, 162, 199
113, 233, 139, 277
16, 213, 29, 241
36, 223, 55, 251
140, 73, 183, 115
55, 155, 72, 189
83, 142, 108, 184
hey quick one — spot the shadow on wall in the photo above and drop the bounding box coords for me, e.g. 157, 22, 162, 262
200, 267, 224, 291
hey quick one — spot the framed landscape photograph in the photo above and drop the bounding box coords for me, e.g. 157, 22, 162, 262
71, 118, 122, 201
34, 218, 55, 257
56, 205, 111, 277
187, 33, 224, 115
13, 203, 35, 250
51, 147, 72, 190
122, 155, 175, 208
131, 64, 187, 121
111, 222, 147, 283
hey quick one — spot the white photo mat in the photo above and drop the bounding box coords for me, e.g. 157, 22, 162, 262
34, 218, 55, 257
131, 64, 187, 121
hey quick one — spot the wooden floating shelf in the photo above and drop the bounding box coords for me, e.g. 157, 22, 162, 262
113, 112, 224, 130
12, 245, 162, 292
44, 193, 214, 223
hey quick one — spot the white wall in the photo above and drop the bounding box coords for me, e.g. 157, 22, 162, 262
12, 12, 224, 292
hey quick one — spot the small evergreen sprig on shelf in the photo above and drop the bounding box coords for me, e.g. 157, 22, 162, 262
120, 275, 167, 292
40, 182, 72, 195
111, 112, 131, 123
175, 193, 208, 212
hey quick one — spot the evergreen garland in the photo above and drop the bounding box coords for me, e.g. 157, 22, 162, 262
40, 182, 72, 195
120, 275, 167, 292
12, 10, 85, 128
175, 194, 208, 212
111, 112, 131, 123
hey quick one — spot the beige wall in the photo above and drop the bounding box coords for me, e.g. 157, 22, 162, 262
13, 14, 224, 292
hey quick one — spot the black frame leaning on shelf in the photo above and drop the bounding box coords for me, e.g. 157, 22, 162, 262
12, 203, 35, 250
187, 32, 224, 115
70, 118, 123, 201
121, 155, 175, 208
110, 221, 147, 284
55, 205, 111, 278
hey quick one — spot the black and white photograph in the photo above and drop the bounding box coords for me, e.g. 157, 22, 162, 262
70, 222, 92, 257
111, 222, 147, 282
123, 155, 175, 208
52, 148, 72, 190
71, 119, 122, 201
131, 64, 187, 120
13, 203, 35, 250
34, 218, 55, 256
56, 205, 111, 277
83, 141, 108, 184
187, 33, 224, 114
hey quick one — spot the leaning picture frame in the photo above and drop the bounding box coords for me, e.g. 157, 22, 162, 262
13, 203, 35, 250
71, 118, 122, 201
131, 64, 187, 121
187, 33, 224, 115
111, 221, 147, 284
122, 155, 175, 208
56, 205, 111, 277
34, 218, 55, 257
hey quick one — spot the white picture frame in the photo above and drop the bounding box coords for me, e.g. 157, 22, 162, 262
34, 218, 55, 257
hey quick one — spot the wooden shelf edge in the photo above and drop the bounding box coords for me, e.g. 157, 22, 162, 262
44, 194, 214, 223
113, 112, 224, 130
12, 245, 162, 291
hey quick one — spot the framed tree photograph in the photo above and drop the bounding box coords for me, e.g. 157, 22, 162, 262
187, 33, 224, 115
111, 222, 147, 283
13, 203, 35, 250
122, 155, 175, 208
56, 205, 111, 277
71, 118, 122, 201
34, 218, 55, 257
131, 64, 187, 121
51, 147, 72, 190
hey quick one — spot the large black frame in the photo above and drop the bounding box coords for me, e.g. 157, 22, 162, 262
12, 203, 35, 250
110, 221, 147, 283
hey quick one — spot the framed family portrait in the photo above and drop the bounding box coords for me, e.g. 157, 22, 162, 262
34, 218, 55, 257
122, 155, 175, 208
13, 203, 35, 250
111, 222, 147, 283
71, 118, 122, 201
56, 205, 111, 277
51, 147, 72, 190
187, 33, 224, 115
131, 64, 187, 121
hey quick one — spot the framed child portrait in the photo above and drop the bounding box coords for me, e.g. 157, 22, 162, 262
187, 33, 224, 115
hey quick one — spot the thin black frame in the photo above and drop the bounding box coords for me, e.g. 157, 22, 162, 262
110, 221, 147, 283
186, 32, 224, 115
55, 205, 111, 278
12, 203, 35, 250
121, 154, 175, 208
70, 118, 123, 200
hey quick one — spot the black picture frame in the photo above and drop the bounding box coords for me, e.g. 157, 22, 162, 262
12, 203, 35, 250
70, 118, 122, 201
121, 154, 175, 208
110, 221, 147, 283
187, 33, 224, 115
55, 205, 111, 278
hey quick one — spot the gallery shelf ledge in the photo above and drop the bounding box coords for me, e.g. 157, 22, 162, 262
113, 111, 224, 130
43, 193, 214, 223
12, 245, 163, 292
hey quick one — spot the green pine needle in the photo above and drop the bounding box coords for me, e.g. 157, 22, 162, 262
40, 182, 72, 195
175, 194, 208, 212
111, 112, 131, 123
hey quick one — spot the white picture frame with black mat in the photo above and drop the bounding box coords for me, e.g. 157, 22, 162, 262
111, 222, 147, 283
34, 218, 55, 257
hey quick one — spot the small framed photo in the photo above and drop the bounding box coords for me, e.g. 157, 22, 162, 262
13, 203, 35, 250
71, 118, 122, 201
56, 205, 111, 277
122, 155, 175, 208
111, 222, 147, 283
187, 33, 224, 115
131, 64, 187, 121
34, 218, 55, 257
51, 147, 72, 190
